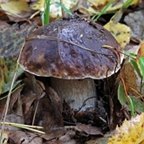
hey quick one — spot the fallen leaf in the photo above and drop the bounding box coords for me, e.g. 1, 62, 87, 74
120, 62, 139, 96
0, 0, 31, 21
104, 20, 131, 48
136, 42, 144, 61
30, 0, 44, 11
0, 114, 24, 131
9, 131, 42, 144
108, 113, 144, 144
88, 0, 109, 10
59, 131, 76, 144
21, 76, 44, 123
86, 138, 109, 144
37, 86, 63, 131
9, 86, 23, 112
79, 0, 141, 17
75, 123, 103, 136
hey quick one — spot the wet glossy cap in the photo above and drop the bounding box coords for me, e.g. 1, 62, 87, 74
19, 18, 123, 79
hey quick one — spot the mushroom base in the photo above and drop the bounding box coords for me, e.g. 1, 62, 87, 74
50, 78, 97, 111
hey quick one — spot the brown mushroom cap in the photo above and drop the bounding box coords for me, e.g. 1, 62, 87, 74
19, 18, 123, 79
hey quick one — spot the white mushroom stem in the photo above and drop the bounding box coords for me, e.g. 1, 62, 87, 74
51, 78, 97, 111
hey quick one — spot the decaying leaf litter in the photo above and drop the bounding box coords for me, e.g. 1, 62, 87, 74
0, 0, 144, 143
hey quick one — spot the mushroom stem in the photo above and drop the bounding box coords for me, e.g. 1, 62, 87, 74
51, 78, 97, 111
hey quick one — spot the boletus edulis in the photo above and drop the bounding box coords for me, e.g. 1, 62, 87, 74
19, 18, 123, 112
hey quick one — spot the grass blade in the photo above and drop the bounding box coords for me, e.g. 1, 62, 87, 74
41, 0, 51, 25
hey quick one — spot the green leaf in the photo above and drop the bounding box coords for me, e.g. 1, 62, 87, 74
118, 84, 128, 106
41, 0, 51, 25
127, 96, 135, 116
130, 59, 142, 78
118, 84, 136, 116
128, 52, 137, 59
139, 57, 144, 78
130, 96, 144, 113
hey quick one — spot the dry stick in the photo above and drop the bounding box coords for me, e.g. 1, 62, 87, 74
0, 122, 44, 134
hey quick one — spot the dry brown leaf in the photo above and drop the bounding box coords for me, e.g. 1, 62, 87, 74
120, 61, 140, 96
42, 130, 76, 144
75, 123, 103, 136
9, 87, 23, 112
22, 90, 37, 115
136, 42, 144, 61
36, 87, 63, 131
9, 131, 42, 144
21, 77, 45, 124
59, 133, 76, 144
120, 41, 144, 96
40, 128, 66, 142
0, 114, 24, 131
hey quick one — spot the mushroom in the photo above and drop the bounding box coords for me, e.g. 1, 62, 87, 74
19, 18, 123, 112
